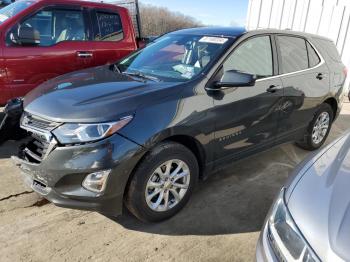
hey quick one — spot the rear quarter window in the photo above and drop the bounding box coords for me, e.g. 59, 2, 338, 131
313, 38, 342, 63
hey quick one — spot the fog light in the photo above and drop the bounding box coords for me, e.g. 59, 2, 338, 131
82, 170, 111, 193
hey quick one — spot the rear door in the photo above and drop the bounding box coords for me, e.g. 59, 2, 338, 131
3, 4, 95, 98
89, 7, 137, 66
275, 35, 330, 140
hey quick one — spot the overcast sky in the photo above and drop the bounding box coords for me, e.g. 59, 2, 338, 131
106, 0, 249, 26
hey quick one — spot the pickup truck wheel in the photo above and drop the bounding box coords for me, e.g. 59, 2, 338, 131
296, 103, 334, 151
125, 142, 199, 222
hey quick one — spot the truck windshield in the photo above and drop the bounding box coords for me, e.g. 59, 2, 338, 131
0, 0, 34, 24
118, 34, 233, 82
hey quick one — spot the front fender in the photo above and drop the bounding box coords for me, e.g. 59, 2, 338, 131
118, 98, 216, 163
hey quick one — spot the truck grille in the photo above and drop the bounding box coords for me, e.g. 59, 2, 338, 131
19, 113, 60, 164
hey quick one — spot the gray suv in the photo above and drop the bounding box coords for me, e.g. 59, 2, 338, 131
257, 131, 350, 261
5, 28, 347, 222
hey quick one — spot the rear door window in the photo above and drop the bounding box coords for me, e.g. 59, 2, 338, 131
277, 36, 308, 74
93, 10, 123, 42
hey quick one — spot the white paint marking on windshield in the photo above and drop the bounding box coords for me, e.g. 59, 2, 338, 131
199, 36, 228, 44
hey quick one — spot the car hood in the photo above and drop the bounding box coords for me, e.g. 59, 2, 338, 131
23, 66, 182, 123
286, 132, 350, 261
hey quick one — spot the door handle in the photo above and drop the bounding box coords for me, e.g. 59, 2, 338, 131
77, 51, 93, 58
316, 73, 323, 80
266, 85, 282, 93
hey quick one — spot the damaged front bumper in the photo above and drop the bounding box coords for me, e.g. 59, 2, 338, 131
12, 126, 145, 216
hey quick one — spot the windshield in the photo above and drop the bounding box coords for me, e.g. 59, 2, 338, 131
118, 34, 233, 82
0, 0, 34, 25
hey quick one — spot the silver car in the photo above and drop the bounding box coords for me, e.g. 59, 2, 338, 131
256, 131, 350, 262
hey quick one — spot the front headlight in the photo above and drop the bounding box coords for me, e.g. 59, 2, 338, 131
52, 116, 133, 144
268, 189, 319, 262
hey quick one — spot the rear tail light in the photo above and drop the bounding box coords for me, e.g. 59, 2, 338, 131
343, 67, 348, 77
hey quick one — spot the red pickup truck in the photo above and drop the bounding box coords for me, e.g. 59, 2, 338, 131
0, 0, 142, 105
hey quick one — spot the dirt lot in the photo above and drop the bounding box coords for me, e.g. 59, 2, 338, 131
0, 103, 349, 262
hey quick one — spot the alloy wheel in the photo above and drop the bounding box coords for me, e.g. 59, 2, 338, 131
312, 112, 330, 145
145, 159, 190, 212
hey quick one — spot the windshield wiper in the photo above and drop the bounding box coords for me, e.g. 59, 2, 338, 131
123, 71, 161, 82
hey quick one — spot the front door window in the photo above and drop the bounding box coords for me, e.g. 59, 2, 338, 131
8, 8, 86, 46
223, 36, 273, 79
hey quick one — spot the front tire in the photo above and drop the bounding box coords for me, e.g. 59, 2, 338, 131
125, 141, 199, 222
296, 103, 334, 151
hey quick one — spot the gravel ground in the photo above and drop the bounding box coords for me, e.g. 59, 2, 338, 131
0, 103, 349, 262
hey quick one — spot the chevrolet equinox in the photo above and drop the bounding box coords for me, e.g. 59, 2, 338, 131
11, 27, 346, 222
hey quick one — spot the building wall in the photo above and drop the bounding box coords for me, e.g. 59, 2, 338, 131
246, 0, 350, 92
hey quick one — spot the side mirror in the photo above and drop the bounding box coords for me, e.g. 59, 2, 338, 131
212, 70, 256, 89
17, 26, 40, 46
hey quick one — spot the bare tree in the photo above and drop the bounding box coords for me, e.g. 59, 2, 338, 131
140, 4, 203, 36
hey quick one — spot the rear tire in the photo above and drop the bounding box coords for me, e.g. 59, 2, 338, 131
296, 103, 334, 151
125, 141, 199, 222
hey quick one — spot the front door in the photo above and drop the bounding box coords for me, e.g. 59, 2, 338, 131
3, 5, 94, 98
0, 45, 10, 105
211, 35, 284, 162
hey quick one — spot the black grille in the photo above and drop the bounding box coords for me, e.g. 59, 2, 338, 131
19, 113, 59, 164
21, 112, 60, 132
20, 136, 51, 164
